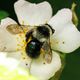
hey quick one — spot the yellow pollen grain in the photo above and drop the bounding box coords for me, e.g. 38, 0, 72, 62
16, 33, 26, 51
15, 26, 32, 61
21, 51, 28, 60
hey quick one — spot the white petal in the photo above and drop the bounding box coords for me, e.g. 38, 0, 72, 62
51, 23, 80, 53
14, 0, 52, 26
0, 52, 19, 70
0, 17, 25, 51
30, 51, 61, 80
48, 9, 72, 35
0, 17, 17, 25
0, 52, 7, 59
7, 51, 32, 69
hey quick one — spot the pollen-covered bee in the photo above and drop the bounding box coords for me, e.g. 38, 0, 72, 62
6, 24, 55, 63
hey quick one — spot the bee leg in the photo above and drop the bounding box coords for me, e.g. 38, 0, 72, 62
28, 60, 33, 74
26, 29, 34, 41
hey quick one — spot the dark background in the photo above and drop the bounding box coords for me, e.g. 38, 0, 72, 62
0, 0, 80, 80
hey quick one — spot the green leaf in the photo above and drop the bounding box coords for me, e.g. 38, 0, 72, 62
0, 10, 9, 20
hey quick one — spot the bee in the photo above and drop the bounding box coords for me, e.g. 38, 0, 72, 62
6, 24, 55, 63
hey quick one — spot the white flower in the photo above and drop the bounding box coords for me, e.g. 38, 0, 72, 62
0, 52, 37, 80
0, 0, 80, 80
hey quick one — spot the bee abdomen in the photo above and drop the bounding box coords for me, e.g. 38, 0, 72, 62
25, 38, 42, 58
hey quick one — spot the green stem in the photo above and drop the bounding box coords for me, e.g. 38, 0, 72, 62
71, 3, 78, 27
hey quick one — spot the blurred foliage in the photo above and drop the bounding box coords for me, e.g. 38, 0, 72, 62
0, 11, 9, 20
0, 0, 80, 80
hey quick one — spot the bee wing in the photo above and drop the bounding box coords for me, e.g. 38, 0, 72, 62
6, 24, 24, 34
42, 40, 52, 64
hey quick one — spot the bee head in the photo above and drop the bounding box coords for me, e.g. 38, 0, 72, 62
37, 25, 50, 38
37, 24, 55, 38
45, 24, 55, 34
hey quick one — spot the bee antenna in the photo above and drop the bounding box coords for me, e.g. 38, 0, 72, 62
45, 24, 55, 34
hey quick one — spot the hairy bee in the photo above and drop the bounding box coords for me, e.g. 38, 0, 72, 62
7, 24, 55, 63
